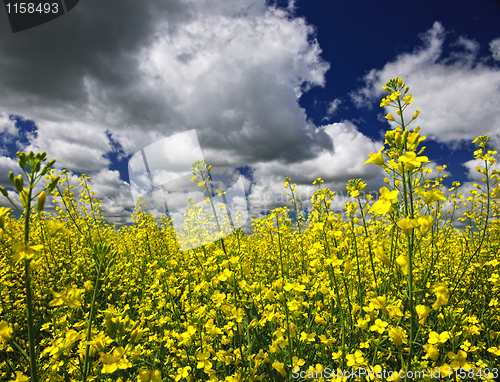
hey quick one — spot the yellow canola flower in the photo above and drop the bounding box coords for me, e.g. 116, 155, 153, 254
388, 326, 406, 346
424, 189, 446, 205
370, 296, 390, 315
284, 282, 306, 292
363, 146, 385, 166
346, 350, 364, 367
397, 217, 419, 236
447, 350, 468, 369
402, 94, 415, 105
418, 215, 433, 236
370, 318, 388, 334
398, 151, 429, 171
272, 360, 287, 377
12, 243, 44, 262
416, 305, 430, 324
396, 255, 409, 275
138, 369, 162, 382
370, 187, 399, 215
196, 351, 212, 370
181, 326, 196, 342
385, 113, 396, 121
423, 344, 440, 360
487, 347, 500, 356
300, 331, 316, 343
0, 207, 10, 226
47, 221, 69, 237
101, 346, 132, 373
387, 304, 404, 319
389, 92, 400, 101
45, 329, 83, 357
374, 245, 390, 266
49, 287, 83, 309
343, 262, 353, 276
10, 371, 30, 382
87, 332, 112, 354
217, 268, 233, 282
292, 355, 306, 368
380, 97, 391, 107
407, 131, 426, 151
432, 283, 449, 310
0, 321, 13, 341
175, 366, 191, 382
84, 280, 93, 291
428, 331, 450, 344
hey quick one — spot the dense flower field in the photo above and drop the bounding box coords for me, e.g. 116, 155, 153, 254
1, 78, 500, 381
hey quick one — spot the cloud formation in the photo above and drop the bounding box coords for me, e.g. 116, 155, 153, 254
0, 10, 498, 228
490, 37, 500, 61
0, 0, 333, 223
350, 22, 500, 147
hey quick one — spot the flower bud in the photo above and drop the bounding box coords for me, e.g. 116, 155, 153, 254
343, 262, 353, 276
8, 171, 14, 182
34, 161, 41, 172
20, 188, 29, 209
402, 130, 409, 146
14, 175, 23, 192
395, 132, 402, 147
398, 77, 403, 86
130, 327, 145, 343
410, 133, 420, 146
385, 131, 395, 147
17, 153, 26, 169
47, 159, 56, 168
47, 176, 60, 193
37, 191, 46, 212
40, 166, 48, 177
383, 85, 391, 92
0, 186, 7, 198
412, 110, 420, 120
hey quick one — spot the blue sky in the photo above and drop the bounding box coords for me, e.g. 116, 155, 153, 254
0, 0, 499, 225
294, 0, 500, 189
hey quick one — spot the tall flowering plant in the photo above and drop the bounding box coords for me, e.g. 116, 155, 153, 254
0, 152, 58, 382
363, 77, 433, 376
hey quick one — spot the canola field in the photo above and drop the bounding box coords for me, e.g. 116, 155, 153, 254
1, 78, 500, 381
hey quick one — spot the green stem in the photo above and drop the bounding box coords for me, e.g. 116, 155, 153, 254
349, 219, 364, 305
82, 260, 102, 382
275, 213, 293, 378
24, 186, 38, 382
